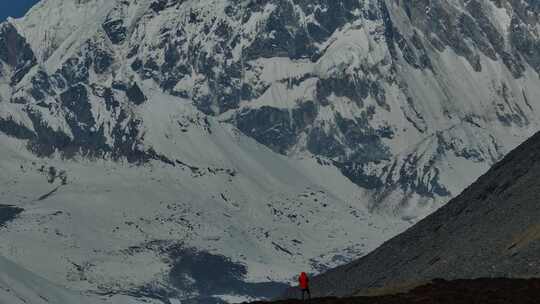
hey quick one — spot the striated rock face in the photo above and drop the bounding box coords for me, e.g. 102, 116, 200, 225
2, 0, 540, 218
307, 130, 540, 297
0, 23, 36, 85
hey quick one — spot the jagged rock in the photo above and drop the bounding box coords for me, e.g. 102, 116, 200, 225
126, 83, 147, 105
308, 131, 540, 297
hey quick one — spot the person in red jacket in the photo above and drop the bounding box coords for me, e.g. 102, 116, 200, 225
299, 272, 311, 301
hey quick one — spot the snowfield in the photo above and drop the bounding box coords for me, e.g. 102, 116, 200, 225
0, 112, 405, 301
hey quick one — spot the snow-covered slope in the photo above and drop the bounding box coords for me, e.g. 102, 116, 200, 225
0, 254, 106, 304
0, 115, 404, 302
0, 0, 540, 302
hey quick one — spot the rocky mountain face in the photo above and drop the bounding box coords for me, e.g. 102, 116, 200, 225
307, 130, 540, 297
0, 0, 540, 302
3, 0, 540, 217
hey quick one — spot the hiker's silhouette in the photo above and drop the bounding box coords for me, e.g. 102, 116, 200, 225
299, 272, 311, 301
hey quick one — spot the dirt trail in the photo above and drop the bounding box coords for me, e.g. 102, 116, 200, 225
255, 278, 540, 304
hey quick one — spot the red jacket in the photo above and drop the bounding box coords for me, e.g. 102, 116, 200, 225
299, 272, 309, 289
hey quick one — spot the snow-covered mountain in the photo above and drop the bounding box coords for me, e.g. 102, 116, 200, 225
1, 0, 540, 302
